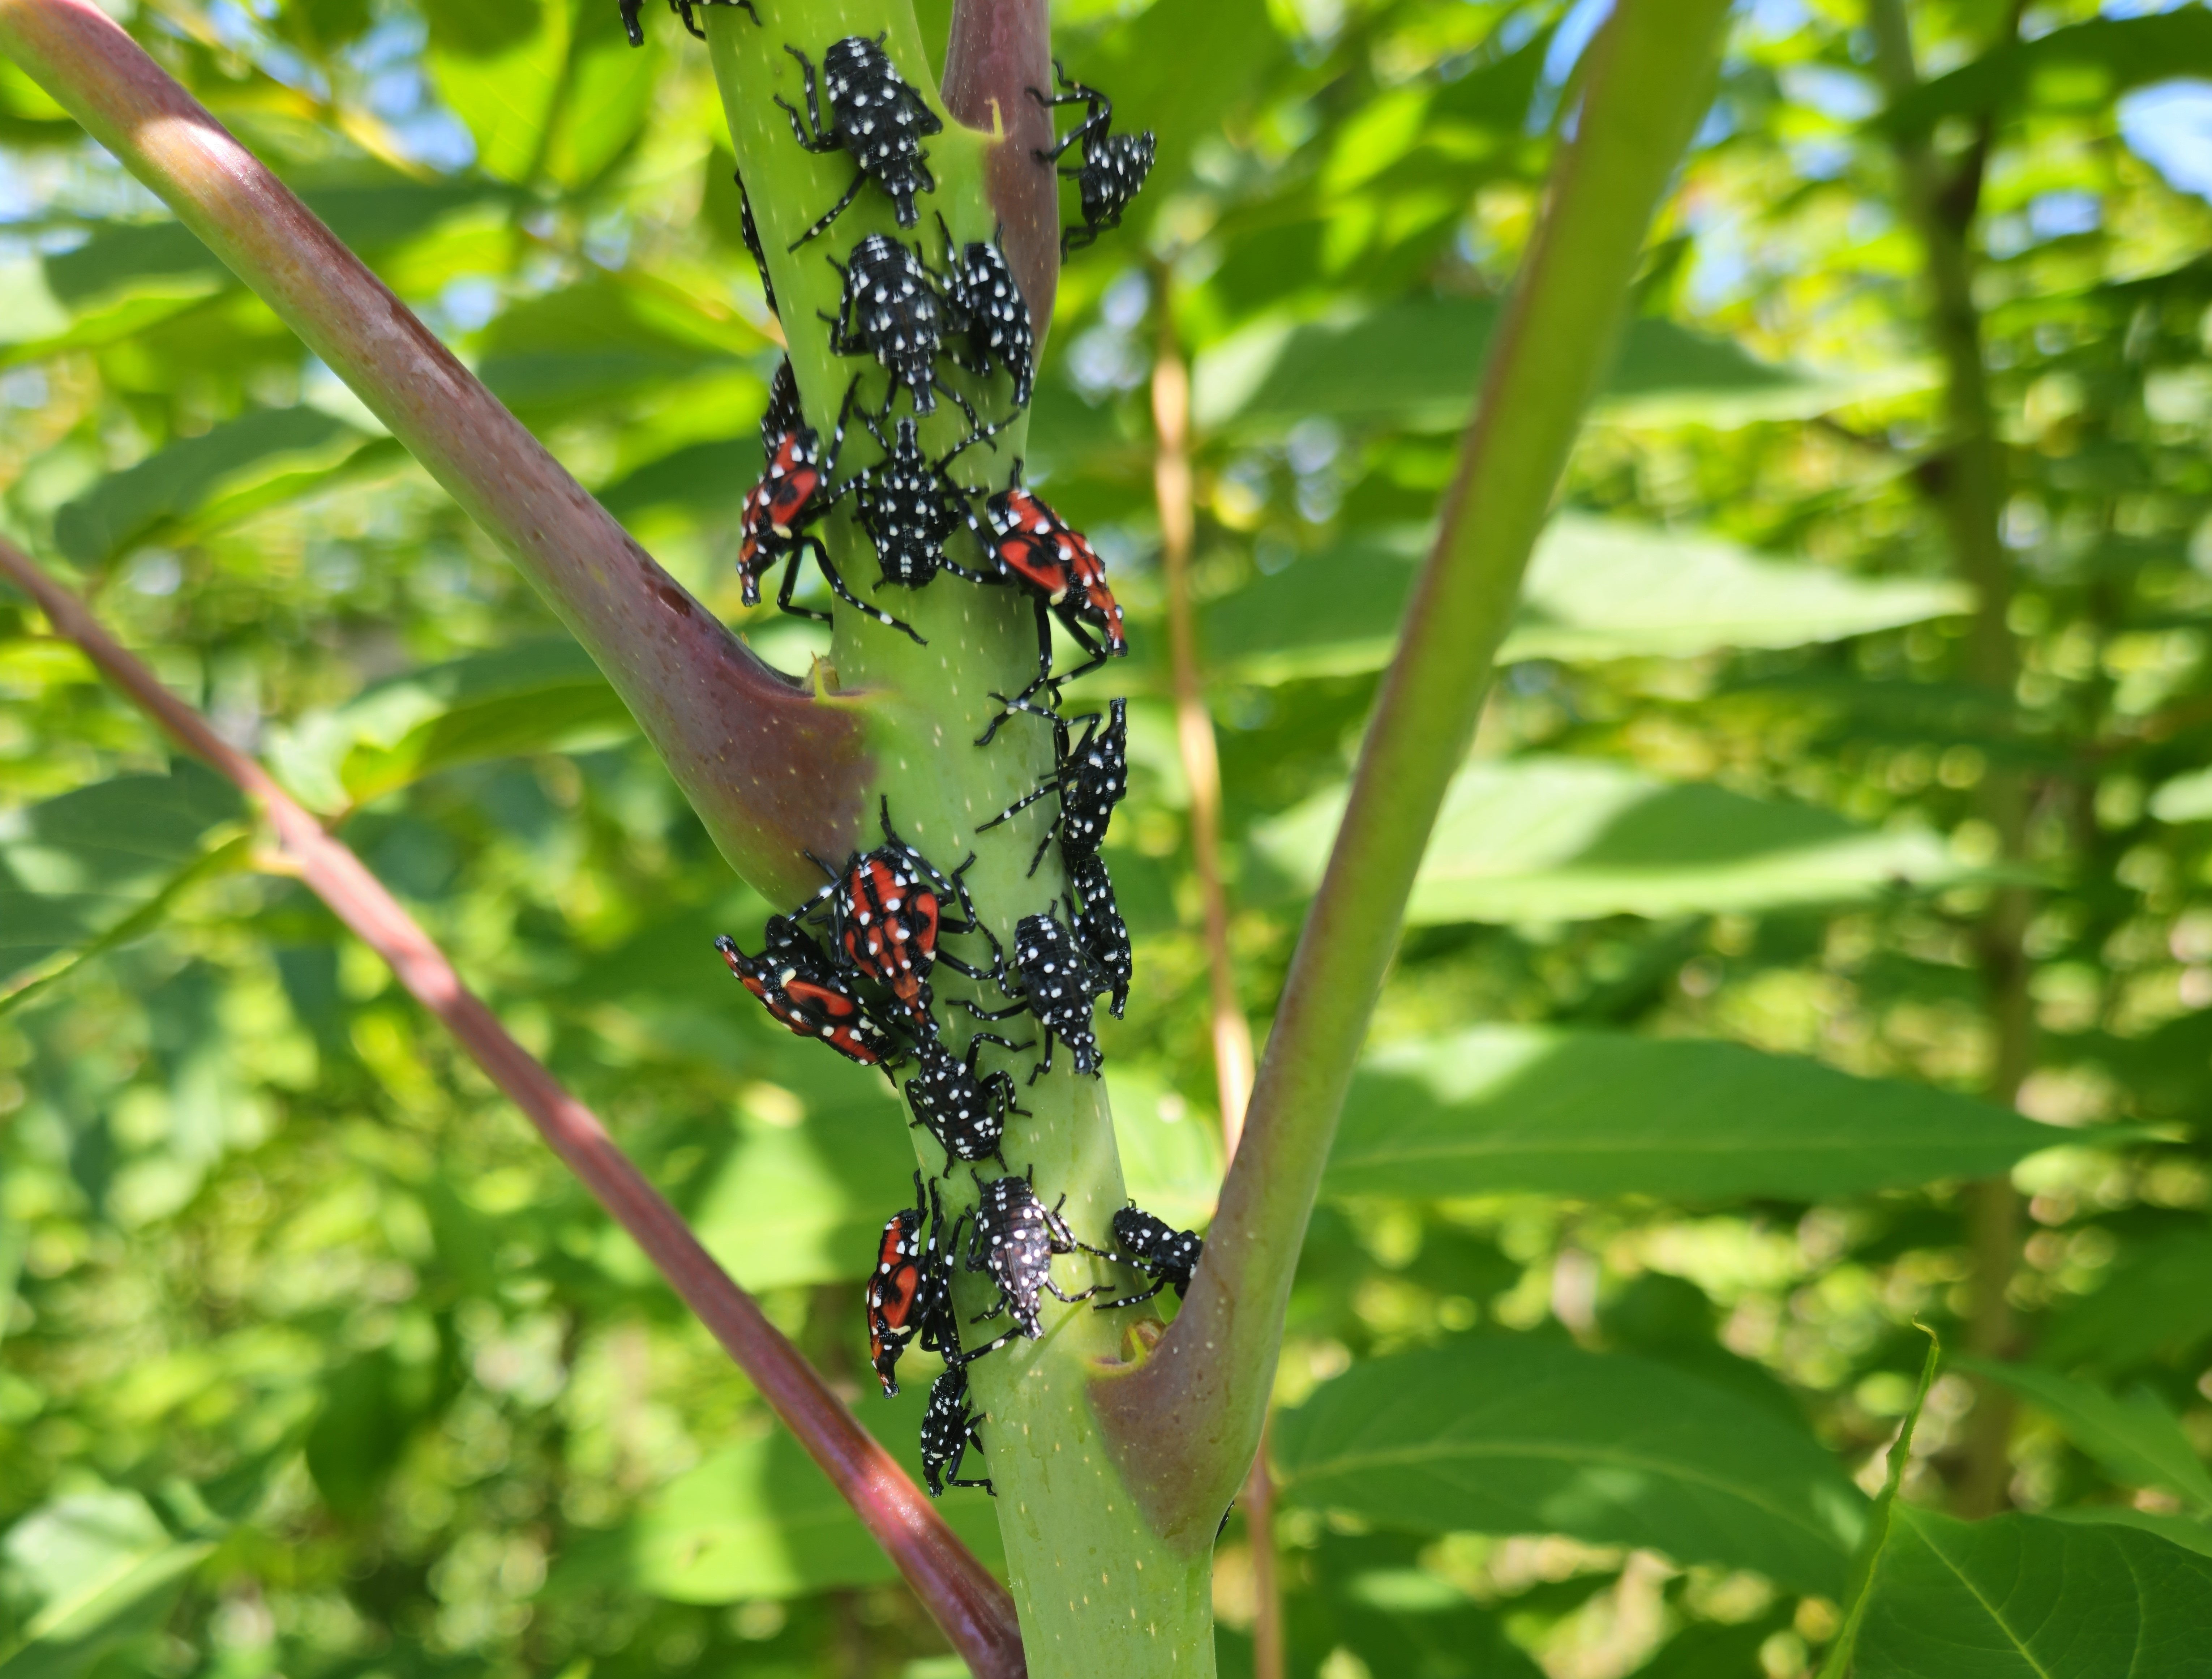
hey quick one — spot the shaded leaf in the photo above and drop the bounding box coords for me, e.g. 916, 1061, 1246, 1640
1255, 756, 1962, 924
1325, 1028, 2067, 1203
1854, 1506, 2212, 1679
1273, 1339, 1865, 1594
1205, 515, 1969, 685
51, 406, 372, 564
2039, 1230, 2212, 1377
0, 763, 244, 992
1962, 1359, 2212, 1515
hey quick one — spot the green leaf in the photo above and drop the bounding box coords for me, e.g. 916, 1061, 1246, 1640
2039, 1231, 2212, 1376
1205, 514, 1970, 685
1272, 1338, 1865, 1594
1880, 12, 2212, 137
1191, 298, 1877, 435
0, 1490, 213, 1679
1853, 1506, 2212, 1678
1960, 1360, 2212, 1516
1108, 1066, 1226, 1234
684, 1083, 918, 1293
267, 637, 634, 811
2042, 1508, 2212, 1561
51, 406, 372, 564
474, 275, 749, 415
539, 5, 661, 191
1820, 1326, 1939, 1679
0, 763, 245, 994
1324, 1028, 2067, 1203
1254, 756, 1963, 925
552, 1385, 1006, 1602
427, 0, 571, 184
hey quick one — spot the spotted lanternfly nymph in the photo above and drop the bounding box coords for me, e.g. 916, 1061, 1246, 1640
906, 1031, 1029, 1174
1088, 1201, 1204, 1313
1029, 59, 1155, 258
714, 920, 905, 1074
979, 696, 1128, 875
800, 797, 1004, 1025
851, 411, 998, 594
737, 174, 777, 316
738, 375, 922, 642
936, 214, 1035, 409
962, 910, 1103, 1080
964, 1167, 1098, 1340
823, 233, 981, 432
778, 34, 943, 244
620, 0, 756, 49
967, 460, 1127, 734
1066, 851, 1132, 1019
866, 1170, 963, 1396
920, 1363, 993, 1497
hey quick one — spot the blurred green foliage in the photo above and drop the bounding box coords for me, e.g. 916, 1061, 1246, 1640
6, 0, 2212, 1675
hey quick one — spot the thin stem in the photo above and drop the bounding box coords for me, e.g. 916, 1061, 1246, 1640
1868, 0, 2030, 1517
1090, 0, 1735, 1549
1151, 295, 1278, 1679
0, 538, 1026, 1679
942, 0, 1060, 340
1151, 312, 1256, 1156
0, 0, 869, 906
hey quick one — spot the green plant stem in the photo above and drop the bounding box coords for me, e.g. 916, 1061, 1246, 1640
1089, 0, 1734, 1550
703, 8, 1212, 1673
0, 534, 1024, 1679
0, 0, 867, 907
1868, 0, 2031, 1518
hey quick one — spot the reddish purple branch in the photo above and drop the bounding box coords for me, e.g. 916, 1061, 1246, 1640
0, 0, 870, 905
0, 540, 1025, 1679
943, 0, 1060, 341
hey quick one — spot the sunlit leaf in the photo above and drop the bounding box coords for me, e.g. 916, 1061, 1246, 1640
1853, 1507, 2212, 1678
0, 1489, 214, 1679
1273, 1338, 1865, 1594
1205, 514, 1970, 685
267, 637, 634, 811
1325, 1028, 2067, 1203
1255, 756, 1964, 924
1190, 298, 1887, 434
552, 1387, 1006, 1602
1881, 12, 2212, 135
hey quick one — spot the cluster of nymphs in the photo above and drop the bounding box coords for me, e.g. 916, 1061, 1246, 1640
661, 15, 1187, 1497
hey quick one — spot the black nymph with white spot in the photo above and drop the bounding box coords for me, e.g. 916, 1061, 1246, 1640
936, 215, 1035, 409
964, 1167, 1099, 1340
850, 411, 996, 592
1088, 1202, 1204, 1313
960, 911, 1103, 1080
1066, 851, 1131, 1020
979, 696, 1128, 876
905, 1031, 1028, 1174
777, 34, 943, 245
1030, 60, 1156, 258
620, 0, 756, 49
823, 233, 981, 431
919, 1363, 993, 1498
